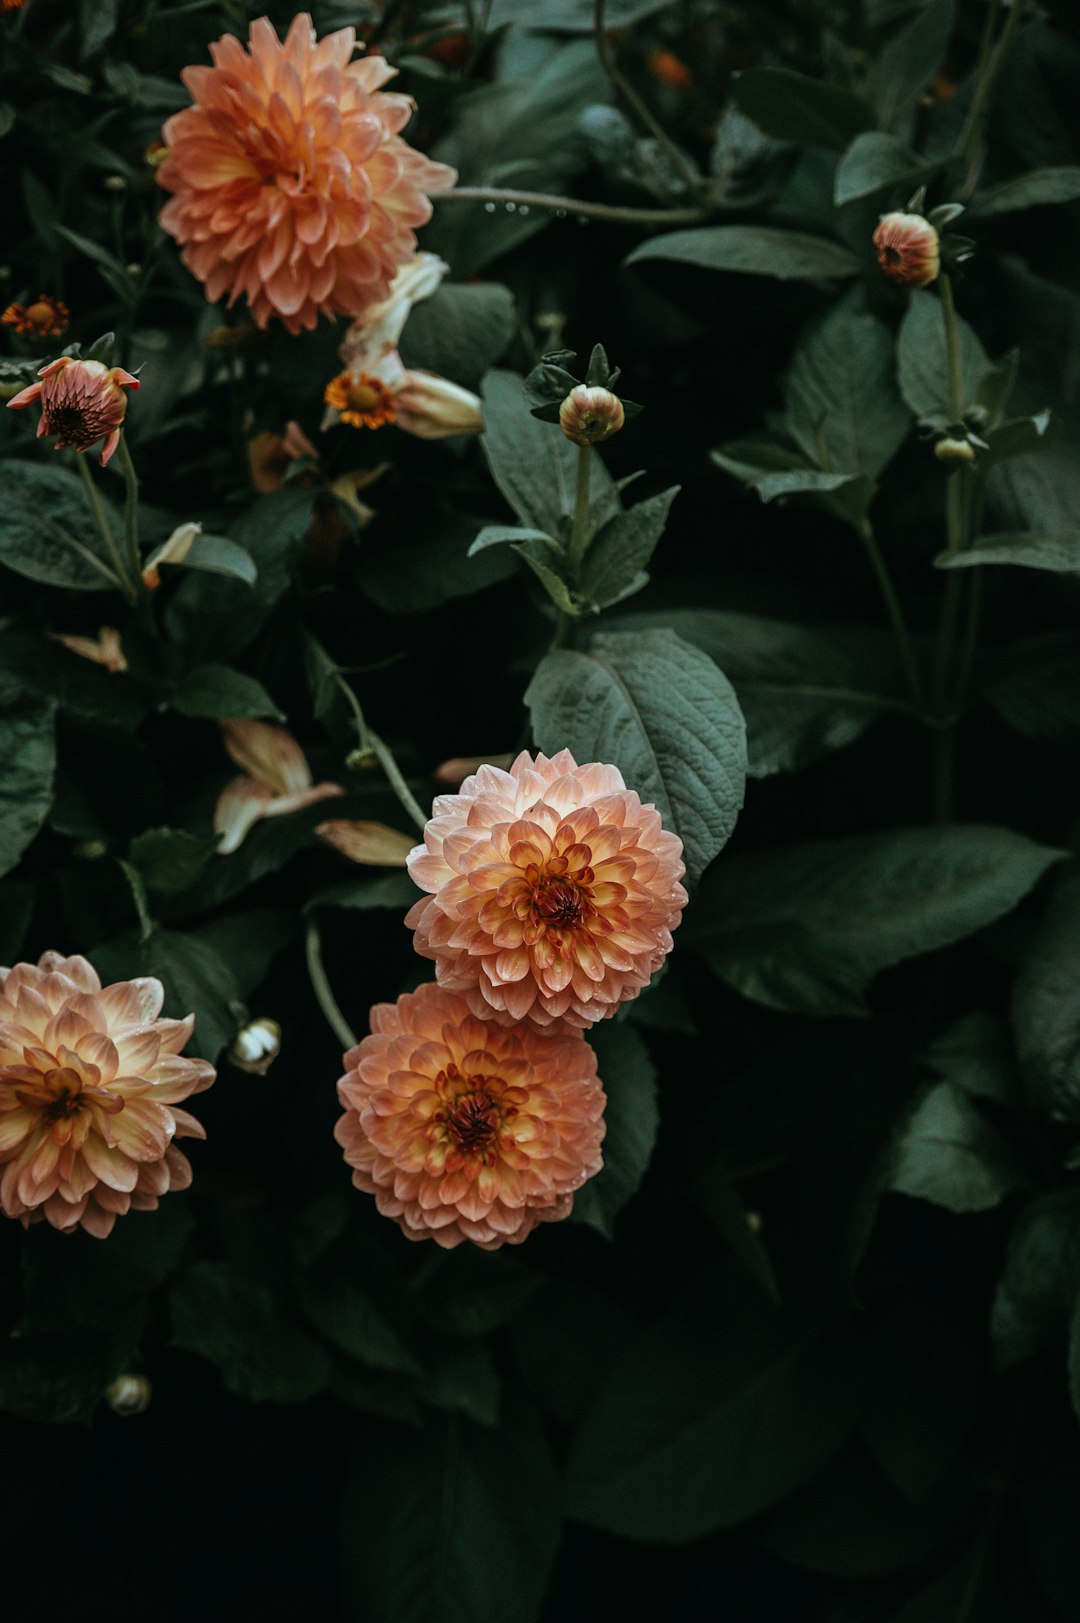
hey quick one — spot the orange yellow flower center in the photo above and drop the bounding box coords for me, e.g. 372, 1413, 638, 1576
430, 1062, 519, 1165
531, 874, 587, 929
41, 1068, 85, 1120
323, 371, 397, 430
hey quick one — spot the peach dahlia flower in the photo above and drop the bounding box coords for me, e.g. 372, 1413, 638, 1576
335, 982, 605, 1249
406, 749, 688, 1032
0, 952, 215, 1239
7, 357, 139, 468
156, 14, 457, 334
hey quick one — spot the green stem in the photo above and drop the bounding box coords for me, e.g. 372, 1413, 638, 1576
567, 443, 593, 582
76, 453, 136, 602
313, 641, 429, 833
939, 273, 964, 425
858, 520, 924, 708
116, 434, 143, 589
429, 186, 707, 226
953, 0, 1029, 199
933, 469, 971, 703
305, 917, 357, 1050
592, 0, 702, 198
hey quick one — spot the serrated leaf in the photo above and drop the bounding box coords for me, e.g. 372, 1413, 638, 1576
935, 530, 1080, 573
887, 1081, 1030, 1212
833, 131, 941, 205
525, 628, 747, 885
628, 225, 860, 281
689, 825, 1063, 1016
579, 486, 679, 608
170, 665, 284, 721
0, 460, 122, 591
896, 288, 993, 423
513, 537, 578, 614
469, 525, 556, 556
969, 166, 1080, 219
731, 67, 876, 151
785, 289, 911, 478
0, 701, 56, 879
572, 1023, 658, 1238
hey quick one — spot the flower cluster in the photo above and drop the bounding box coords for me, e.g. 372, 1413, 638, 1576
335, 749, 686, 1249
0, 953, 215, 1238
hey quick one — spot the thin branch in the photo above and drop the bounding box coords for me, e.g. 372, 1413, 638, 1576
429, 186, 707, 226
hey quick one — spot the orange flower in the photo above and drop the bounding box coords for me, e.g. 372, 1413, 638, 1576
0, 951, 215, 1239
2, 294, 70, 337
0, 1, 27, 13
334, 982, 605, 1249
156, 14, 457, 334
646, 48, 695, 89
406, 749, 687, 1032
873, 211, 940, 287
323, 371, 398, 430
6, 357, 139, 467
214, 718, 344, 853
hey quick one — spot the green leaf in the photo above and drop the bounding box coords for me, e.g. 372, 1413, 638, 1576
0, 103, 14, 140
0, 700, 55, 879
628, 225, 860, 281
860, 1301, 979, 1502
572, 1023, 658, 1239
469, 525, 556, 556
299, 1263, 422, 1376
0, 460, 122, 591
170, 664, 284, 721
876, 0, 956, 133
711, 442, 877, 530
424, 1337, 502, 1427
982, 410, 1052, 463
896, 288, 993, 425
20, 1201, 193, 1337
936, 530, 1080, 573
991, 1190, 1080, 1369
340, 1400, 560, 1623
689, 825, 1063, 1016
730, 67, 876, 152
79, 0, 119, 57
511, 1281, 641, 1426
1012, 875, 1080, 1123
969, 166, 1080, 219
608, 607, 892, 777
398, 282, 515, 389
833, 131, 940, 205
153, 532, 258, 586
363, 513, 519, 612
93, 928, 240, 1062
886, 1081, 1030, 1212
785, 288, 911, 478
988, 633, 1080, 739
525, 628, 747, 885
170, 1261, 330, 1404
513, 537, 578, 615
53, 225, 134, 303
308, 872, 421, 912
480, 370, 618, 543
129, 828, 217, 894
416, 1250, 541, 1339
566, 1266, 863, 1540
579, 486, 679, 609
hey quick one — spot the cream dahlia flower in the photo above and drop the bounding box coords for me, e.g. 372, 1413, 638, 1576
335, 982, 605, 1249
406, 749, 688, 1032
0, 952, 215, 1239
156, 15, 457, 334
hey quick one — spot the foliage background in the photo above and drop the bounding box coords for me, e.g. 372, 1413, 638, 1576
4, 0, 1080, 1618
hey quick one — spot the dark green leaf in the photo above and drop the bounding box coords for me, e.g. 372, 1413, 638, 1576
481, 370, 618, 543
991, 1190, 1080, 1369
415, 1250, 540, 1338
1012, 875, 1080, 1122
526, 628, 747, 885
566, 1266, 863, 1540
308, 872, 421, 912
469, 525, 555, 555
936, 529, 1080, 573
731, 68, 876, 152
0, 460, 121, 590
93, 928, 240, 1061
424, 1337, 502, 1427
399, 282, 515, 388
511, 1281, 640, 1426
785, 288, 911, 478
860, 1301, 979, 1502
170, 664, 284, 721
170, 1261, 330, 1403
578, 486, 679, 609
628, 225, 860, 281
896, 288, 993, 425
572, 1023, 658, 1238
886, 1080, 1030, 1211
833, 131, 940, 204
988, 634, 1080, 739
154, 532, 258, 585
300, 1264, 422, 1376
364, 512, 519, 612
969, 166, 1080, 218
340, 1400, 560, 1623
0, 700, 56, 878
876, 0, 956, 133
129, 828, 217, 894
513, 536, 578, 615
689, 825, 1063, 1016
79, 0, 119, 57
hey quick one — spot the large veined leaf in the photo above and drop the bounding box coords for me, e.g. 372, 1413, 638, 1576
785, 288, 911, 478
730, 67, 876, 151
572, 1022, 658, 1239
339, 1400, 560, 1623
936, 532, 1080, 574
896, 290, 994, 426
833, 132, 941, 205
566, 1265, 864, 1540
875, 0, 956, 133
1012, 875, 1080, 1122
0, 700, 56, 878
627, 225, 860, 281
0, 459, 122, 590
525, 628, 747, 884
886, 1081, 1031, 1212
170, 1261, 330, 1404
688, 825, 1063, 1016
969, 166, 1080, 219
399, 282, 515, 388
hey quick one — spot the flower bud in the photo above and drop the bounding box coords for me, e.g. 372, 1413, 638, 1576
229, 1017, 282, 1075
105, 1374, 152, 1416
873, 211, 940, 287
559, 385, 626, 446
934, 436, 977, 464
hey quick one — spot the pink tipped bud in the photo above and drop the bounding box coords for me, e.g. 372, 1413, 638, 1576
559, 385, 626, 446
873, 211, 941, 287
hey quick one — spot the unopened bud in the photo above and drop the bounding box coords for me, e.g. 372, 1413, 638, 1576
105, 1374, 152, 1416
873, 211, 940, 288
229, 1017, 282, 1075
934, 436, 977, 464
104, 175, 127, 192
559, 385, 625, 446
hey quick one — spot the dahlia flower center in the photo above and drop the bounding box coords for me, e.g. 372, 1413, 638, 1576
24, 301, 55, 329
884, 244, 903, 266
431, 1062, 518, 1164
46, 403, 95, 442
531, 875, 588, 929
41, 1067, 87, 1119
323, 372, 397, 429
447, 1089, 499, 1153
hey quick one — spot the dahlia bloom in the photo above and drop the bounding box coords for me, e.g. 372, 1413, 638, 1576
324, 252, 483, 439
6, 357, 139, 467
215, 717, 344, 854
335, 982, 605, 1249
873, 211, 940, 287
2, 294, 69, 337
406, 749, 688, 1032
0, 952, 215, 1239
156, 15, 457, 334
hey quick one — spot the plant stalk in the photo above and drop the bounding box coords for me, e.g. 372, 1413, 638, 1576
305, 917, 357, 1050
592, 0, 702, 198
428, 186, 707, 226
858, 520, 924, 708
76, 453, 136, 602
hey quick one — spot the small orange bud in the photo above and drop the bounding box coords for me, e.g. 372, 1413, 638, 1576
559, 385, 626, 446
873, 211, 940, 287
646, 48, 695, 89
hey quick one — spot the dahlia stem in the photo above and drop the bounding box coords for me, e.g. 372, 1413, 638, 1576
939, 273, 964, 426
953, 0, 1029, 200
428, 186, 707, 226
75, 453, 136, 602
593, 0, 702, 199
117, 434, 144, 591
305, 917, 357, 1051
567, 444, 593, 582
857, 519, 924, 708
308, 636, 429, 833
